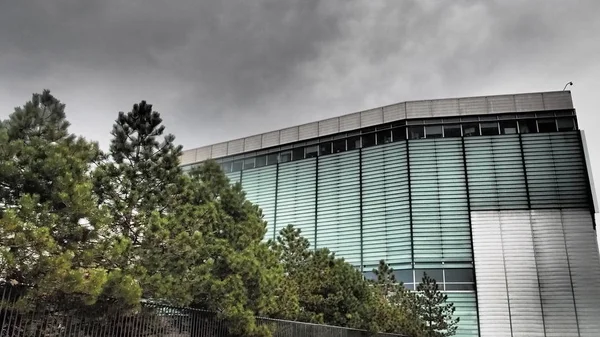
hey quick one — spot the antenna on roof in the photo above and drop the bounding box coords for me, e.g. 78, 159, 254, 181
563, 81, 573, 91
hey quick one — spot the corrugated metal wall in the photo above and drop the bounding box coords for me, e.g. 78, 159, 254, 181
472, 209, 600, 337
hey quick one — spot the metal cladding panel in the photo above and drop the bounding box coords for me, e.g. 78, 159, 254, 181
487, 95, 516, 114
180, 149, 197, 165
280, 127, 299, 144
299, 122, 319, 140
316, 151, 362, 266
276, 159, 317, 244
362, 142, 411, 266
195, 146, 212, 162
339, 112, 361, 132
562, 209, 600, 337
360, 108, 383, 127
262, 131, 280, 148
531, 209, 579, 337
383, 103, 406, 122
406, 100, 432, 118
458, 97, 487, 115
471, 211, 512, 337
515, 93, 545, 112
227, 139, 244, 155
241, 166, 278, 242
447, 292, 479, 337
211, 143, 228, 158
431, 98, 460, 117
243, 135, 262, 152
542, 91, 574, 110
499, 211, 545, 337
318, 118, 339, 136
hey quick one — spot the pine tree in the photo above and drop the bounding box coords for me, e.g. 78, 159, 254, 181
416, 273, 459, 337
0, 90, 139, 311
272, 225, 375, 330
371, 260, 427, 337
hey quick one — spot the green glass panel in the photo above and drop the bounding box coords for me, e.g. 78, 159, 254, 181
522, 131, 588, 208
447, 292, 479, 337
362, 142, 411, 266
225, 171, 241, 185
241, 166, 277, 242
465, 135, 528, 210
317, 151, 361, 265
409, 138, 471, 264
276, 159, 317, 245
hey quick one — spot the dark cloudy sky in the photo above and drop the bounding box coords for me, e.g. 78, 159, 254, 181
2, 1, 600, 210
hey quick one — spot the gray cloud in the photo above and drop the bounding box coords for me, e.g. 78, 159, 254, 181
1, 0, 599, 156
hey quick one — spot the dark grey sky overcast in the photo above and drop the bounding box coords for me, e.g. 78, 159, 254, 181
1, 1, 600, 207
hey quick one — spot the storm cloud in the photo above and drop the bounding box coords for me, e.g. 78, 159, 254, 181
1, 0, 599, 157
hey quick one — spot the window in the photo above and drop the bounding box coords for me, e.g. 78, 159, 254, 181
333, 139, 346, 153
232, 160, 243, 172
408, 126, 425, 139
443, 125, 461, 137
347, 136, 361, 151
555, 110, 574, 117
500, 120, 517, 134
392, 127, 406, 141
394, 269, 414, 284
537, 119, 557, 133
557, 117, 575, 131
305, 145, 319, 158
425, 125, 443, 138
461, 116, 479, 122
445, 284, 475, 291
267, 153, 279, 165
519, 119, 537, 133
280, 151, 292, 163
462, 123, 480, 137
243, 158, 255, 170
443, 117, 461, 123
444, 269, 474, 283
255, 155, 267, 168
376, 130, 392, 145
363, 272, 377, 281
425, 118, 442, 124
292, 147, 304, 161
480, 122, 499, 136
415, 269, 443, 283
362, 133, 376, 148
221, 162, 232, 173
320, 142, 332, 156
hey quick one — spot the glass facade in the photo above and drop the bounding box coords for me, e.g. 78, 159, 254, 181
184, 106, 597, 337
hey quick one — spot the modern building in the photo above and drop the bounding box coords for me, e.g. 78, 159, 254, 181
180, 91, 600, 337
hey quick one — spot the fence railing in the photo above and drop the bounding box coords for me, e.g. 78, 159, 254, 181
0, 284, 407, 337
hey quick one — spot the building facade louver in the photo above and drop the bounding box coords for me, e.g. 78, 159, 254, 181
180, 91, 600, 337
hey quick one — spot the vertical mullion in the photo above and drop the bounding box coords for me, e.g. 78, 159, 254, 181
406, 140, 414, 268
519, 133, 532, 209
461, 136, 482, 337
359, 148, 364, 271
273, 163, 279, 240
314, 156, 318, 251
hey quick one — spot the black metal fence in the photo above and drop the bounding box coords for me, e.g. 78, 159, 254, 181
1, 285, 407, 337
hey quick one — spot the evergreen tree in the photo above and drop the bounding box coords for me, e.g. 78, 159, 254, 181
0, 90, 139, 311
371, 260, 426, 337
94, 101, 294, 336
416, 273, 459, 337
272, 225, 375, 331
